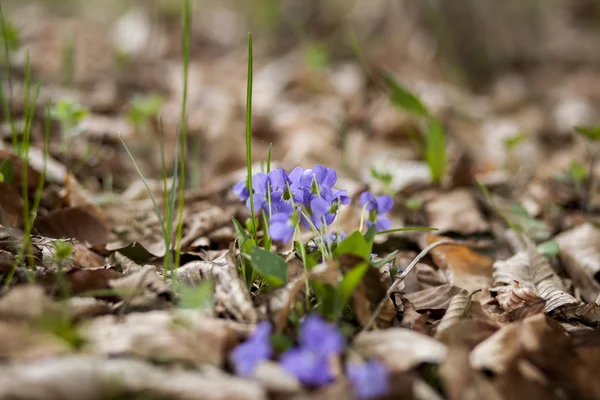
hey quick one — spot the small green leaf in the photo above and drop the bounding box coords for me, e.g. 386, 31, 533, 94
335, 261, 369, 317
382, 73, 428, 117
375, 226, 437, 235
537, 240, 560, 258
372, 250, 398, 269
404, 198, 424, 210
0, 158, 13, 184
369, 167, 393, 187
176, 280, 214, 309
363, 225, 377, 244
305, 43, 329, 69
425, 117, 447, 184
271, 333, 294, 353
250, 247, 288, 287
575, 125, 600, 142
568, 161, 588, 183
503, 133, 527, 151
128, 94, 165, 126
335, 231, 372, 260
232, 217, 249, 246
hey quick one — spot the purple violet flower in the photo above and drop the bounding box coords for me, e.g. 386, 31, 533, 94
298, 315, 345, 356
269, 212, 297, 243
230, 321, 273, 377
347, 360, 391, 400
232, 180, 249, 202
280, 315, 346, 386
269, 168, 306, 214
244, 173, 270, 213
360, 192, 394, 232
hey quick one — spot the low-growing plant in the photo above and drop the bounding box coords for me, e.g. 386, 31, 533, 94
50, 98, 88, 154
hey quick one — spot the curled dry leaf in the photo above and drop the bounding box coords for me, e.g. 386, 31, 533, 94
67, 297, 113, 319
556, 223, 600, 303
64, 173, 109, 227
425, 189, 490, 235
495, 280, 545, 318
109, 264, 173, 310
179, 205, 238, 250
81, 311, 250, 367
424, 234, 493, 297
0, 182, 24, 228
257, 277, 305, 331
176, 253, 256, 324
399, 298, 431, 334
0, 355, 266, 400
353, 328, 448, 372
435, 289, 470, 338
34, 207, 110, 246
493, 243, 581, 314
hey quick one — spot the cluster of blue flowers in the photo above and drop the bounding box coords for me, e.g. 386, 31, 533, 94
233, 165, 394, 243
229, 316, 390, 399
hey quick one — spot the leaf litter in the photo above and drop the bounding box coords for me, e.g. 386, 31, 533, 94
2, 1, 600, 399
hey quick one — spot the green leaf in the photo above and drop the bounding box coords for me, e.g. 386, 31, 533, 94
404, 198, 424, 210
305, 43, 329, 69
128, 94, 165, 125
0, 158, 13, 184
249, 247, 288, 287
575, 125, 600, 142
503, 133, 527, 151
372, 250, 398, 269
369, 167, 393, 186
363, 225, 377, 243
271, 333, 294, 353
375, 226, 437, 235
176, 280, 214, 309
382, 73, 428, 117
537, 240, 560, 258
335, 231, 372, 260
232, 217, 249, 246
568, 161, 588, 183
425, 117, 447, 184
335, 261, 369, 317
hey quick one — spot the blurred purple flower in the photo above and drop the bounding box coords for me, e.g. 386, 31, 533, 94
347, 360, 390, 400
269, 168, 306, 214
280, 347, 335, 386
269, 212, 297, 243
309, 231, 347, 251
244, 173, 270, 213
299, 315, 345, 356
360, 192, 394, 232
232, 180, 249, 202
230, 321, 273, 377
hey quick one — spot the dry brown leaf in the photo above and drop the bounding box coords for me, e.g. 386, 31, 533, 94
67, 297, 113, 319
415, 262, 449, 289
424, 234, 493, 296
399, 298, 430, 334
556, 223, 600, 303
353, 328, 447, 372
0, 355, 265, 400
81, 310, 250, 367
34, 207, 110, 246
0, 285, 61, 321
64, 267, 122, 299
0, 182, 24, 228
493, 244, 581, 313
469, 313, 549, 374
435, 289, 470, 338
64, 173, 109, 226
402, 284, 463, 311
257, 276, 305, 331
109, 264, 173, 310
176, 253, 256, 324
496, 280, 545, 319
425, 189, 489, 235
252, 361, 302, 395
0, 150, 43, 192
0, 322, 72, 361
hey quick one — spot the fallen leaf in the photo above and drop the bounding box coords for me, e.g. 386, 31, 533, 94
556, 223, 600, 303
81, 310, 250, 366
64, 267, 122, 299
109, 265, 173, 310
353, 328, 448, 372
425, 189, 489, 235
0, 182, 24, 228
435, 289, 470, 338
0, 322, 72, 361
0, 285, 61, 322
252, 361, 302, 396
399, 298, 430, 334
492, 244, 581, 313
176, 253, 256, 323
402, 284, 463, 311
495, 280, 546, 318
0, 355, 266, 400
424, 234, 493, 296
34, 207, 110, 245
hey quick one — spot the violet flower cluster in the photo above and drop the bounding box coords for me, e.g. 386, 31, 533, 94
229, 317, 390, 399
233, 165, 351, 243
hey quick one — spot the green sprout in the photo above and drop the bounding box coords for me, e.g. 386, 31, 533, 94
127, 94, 165, 134
50, 98, 88, 153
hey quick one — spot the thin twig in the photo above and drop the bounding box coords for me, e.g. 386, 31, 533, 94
362, 238, 456, 332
